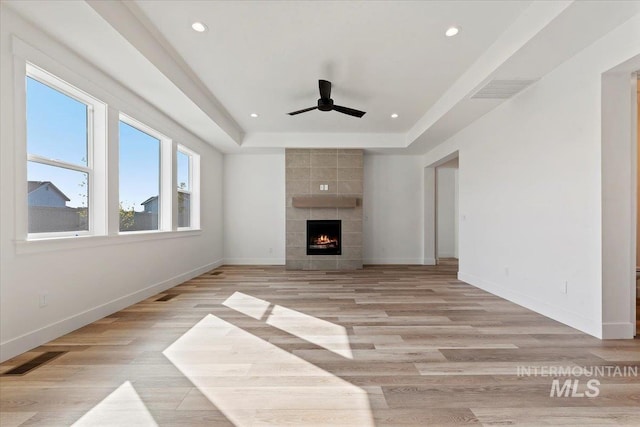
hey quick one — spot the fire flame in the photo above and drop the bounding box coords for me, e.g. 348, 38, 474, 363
314, 235, 336, 245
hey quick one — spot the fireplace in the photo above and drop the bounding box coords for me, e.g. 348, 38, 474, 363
307, 220, 341, 255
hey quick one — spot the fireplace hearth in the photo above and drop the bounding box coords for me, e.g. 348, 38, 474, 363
307, 220, 341, 255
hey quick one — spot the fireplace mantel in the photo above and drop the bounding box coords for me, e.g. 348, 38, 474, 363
292, 196, 358, 209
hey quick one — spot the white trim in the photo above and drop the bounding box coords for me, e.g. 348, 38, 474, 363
437, 253, 457, 258
0, 259, 223, 363
602, 322, 635, 339
13, 55, 28, 241
27, 229, 92, 240
176, 146, 190, 229
15, 229, 202, 255
223, 258, 286, 265
630, 72, 638, 337
600, 68, 639, 339
160, 135, 174, 231
27, 155, 91, 174
191, 150, 201, 230
458, 271, 602, 338
423, 258, 437, 265
107, 107, 120, 236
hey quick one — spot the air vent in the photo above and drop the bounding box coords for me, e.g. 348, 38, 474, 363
471, 79, 537, 99
2, 351, 66, 376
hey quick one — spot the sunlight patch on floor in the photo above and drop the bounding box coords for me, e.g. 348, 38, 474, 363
266, 304, 354, 359
223, 292, 353, 359
222, 291, 270, 320
162, 314, 373, 426
72, 381, 157, 427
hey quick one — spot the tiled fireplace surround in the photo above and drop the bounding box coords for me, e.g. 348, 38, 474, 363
286, 149, 363, 270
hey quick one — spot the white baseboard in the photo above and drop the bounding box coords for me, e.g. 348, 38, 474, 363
0, 259, 223, 363
223, 258, 285, 265
602, 322, 635, 339
363, 258, 424, 265
458, 271, 602, 339
423, 258, 437, 265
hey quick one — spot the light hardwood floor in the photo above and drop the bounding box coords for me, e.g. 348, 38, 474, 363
1, 264, 639, 426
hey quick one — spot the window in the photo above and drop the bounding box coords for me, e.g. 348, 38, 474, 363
119, 118, 162, 232
26, 66, 102, 236
177, 148, 191, 228
22, 63, 198, 243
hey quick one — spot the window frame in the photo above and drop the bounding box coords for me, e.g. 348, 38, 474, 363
176, 144, 200, 230
14, 43, 202, 250
118, 114, 172, 234
177, 146, 192, 230
25, 64, 105, 240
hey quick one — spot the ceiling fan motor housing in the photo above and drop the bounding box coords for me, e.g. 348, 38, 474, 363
318, 97, 334, 111
288, 80, 365, 117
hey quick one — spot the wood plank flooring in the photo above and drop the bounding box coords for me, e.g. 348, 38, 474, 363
1, 264, 639, 426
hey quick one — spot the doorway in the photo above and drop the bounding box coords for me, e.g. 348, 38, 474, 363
436, 158, 459, 267
423, 152, 459, 273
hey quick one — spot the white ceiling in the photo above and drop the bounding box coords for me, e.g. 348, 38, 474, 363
5, 1, 640, 153
132, 0, 530, 134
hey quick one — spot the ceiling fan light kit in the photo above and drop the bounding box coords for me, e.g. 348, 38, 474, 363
288, 80, 366, 118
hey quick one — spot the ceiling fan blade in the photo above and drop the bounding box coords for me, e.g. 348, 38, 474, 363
319, 80, 331, 100
333, 105, 366, 118
288, 106, 318, 116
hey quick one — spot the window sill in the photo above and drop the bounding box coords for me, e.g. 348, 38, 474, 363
14, 229, 202, 255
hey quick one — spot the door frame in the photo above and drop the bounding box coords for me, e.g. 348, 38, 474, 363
424, 151, 459, 266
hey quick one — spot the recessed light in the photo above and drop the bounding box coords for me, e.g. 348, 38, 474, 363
445, 27, 459, 37
391, 113, 399, 118
191, 22, 208, 33
250, 113, 259, 118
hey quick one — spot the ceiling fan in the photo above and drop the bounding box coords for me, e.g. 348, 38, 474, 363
288, 80, 366, 118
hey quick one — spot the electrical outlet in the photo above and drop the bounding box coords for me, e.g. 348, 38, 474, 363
39, 293, 48, 308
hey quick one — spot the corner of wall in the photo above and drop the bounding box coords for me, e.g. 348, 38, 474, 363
458, 271, 603, 339
0, 259, 222, 363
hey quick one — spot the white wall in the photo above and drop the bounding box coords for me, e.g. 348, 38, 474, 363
436, 167, 458, 258
223, 154, 286, 264
422, 15, 640, 338
0, 7, 224, 362
223, 152, 427, 266
363, 155, 423, 264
